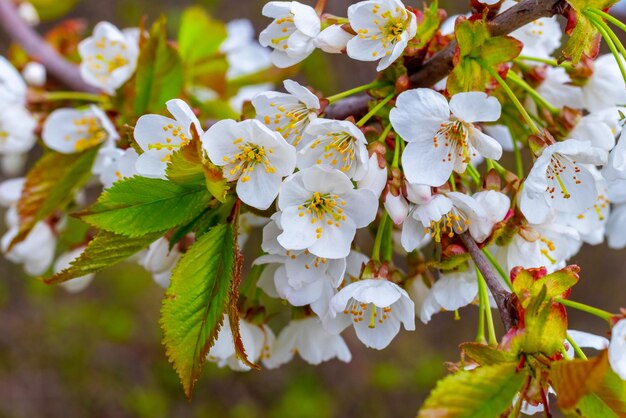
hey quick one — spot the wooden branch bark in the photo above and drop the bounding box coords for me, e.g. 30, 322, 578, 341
326, 0, 567, 119
0, 0, 99, 93
459, 232, 514, 331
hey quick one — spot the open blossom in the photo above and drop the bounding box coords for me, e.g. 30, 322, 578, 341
0, 104, 37, 156
569, 107, 621, 152
604, 124, 626, 181
208, 315, 275, 371
609, 319, 626, 380
252, 79, 320, 148
141, 237, 182, 288
255, 216, 346, 310
420, 269, 481, 324
401, 192, 500, 252
42, 105, 118, 154
580, 54, 626, 112
203, 119, 297, 210
265, 317, 351, 368
328, 279, 415, 350
221, 19, 272, 79
606, 177, 626, 249
276, 165, 378, 259
357, 154, 387, 199
0, 56, 27, 106
298, 118, 369, 180
314, 24, 353, 53
346, 0, 417, 71
134, 99, 202, 179
78, 22, 139, 94
520, 139, 606, 225
501, 0, 561, 59
93, 147, 139, 188
259, 1, 320, 68
391, 89, 502, 187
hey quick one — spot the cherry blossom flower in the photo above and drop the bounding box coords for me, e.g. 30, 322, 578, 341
54, 247, 95, 293
78, 22, 139, 94
42, 105, 118, 154
0, 104, 37, 156
134, 99, 201, 179
534, 67, 583, 110
580, 54, 626, 112
221, 19, 272, 79
609, 319, 626, 380
265, 316, 351, 367
501, 0, 561, 59
390, 89, 502, 187
346, 0, 417, 71
93, 147, 139, 189
357, 154, 387, 199
252, 79, 320, 148
208, 314, 275, 371
314, 25, 354, 53
276, 165, 378, 259
203, 119, 297, 210
0, 56, 27, 106
259, 1, 321, 68
604, 124, 626, 181
569, 107, 621, 152
298, 118, 369, 180
420, 270, 480, 324
520, 139, 606, 225
606, 177, 626, 249
328, 279, 415, 349
141, 237, 182, 289
384, 192, 409, 225
21, 62, 46, 87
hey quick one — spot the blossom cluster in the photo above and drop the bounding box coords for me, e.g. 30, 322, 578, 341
1, 0, 626, 412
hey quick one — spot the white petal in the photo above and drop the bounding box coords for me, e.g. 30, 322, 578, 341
449, 92, 501, 123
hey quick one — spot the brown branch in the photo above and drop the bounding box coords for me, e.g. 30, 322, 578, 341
459, 232, 514, 331
0, 0, 99, 93
326, 0, 567, 119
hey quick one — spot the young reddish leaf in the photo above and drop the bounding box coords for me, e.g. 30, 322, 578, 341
10, 147, 99, 250
161, 223, 236, 399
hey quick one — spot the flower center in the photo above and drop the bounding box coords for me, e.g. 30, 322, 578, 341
147, 123, 191, 162
577, 193, 609, 221
423, 207, 470, 242
434, 121, 474, 164
285, 249, 327, 270
270, 15, 296, 50
68, 116, 107, 152
265, 102, 311, 146
308, 132, 357, 173
546, 154, 582, 200
298, 192, 347, 238
225, 140, 275, 182
343, 299, 392, 328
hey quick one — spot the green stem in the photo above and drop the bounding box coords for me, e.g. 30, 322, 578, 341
481, 62, 540, 135
44, 91, 108, 103
391, 132, 401, 168
476, 266, 497, 346
377, 123, 393, 143
476, 278, 486, 343
326, 81, 384, 104
507, 72, 559, 114
515, 56, 573, 70
587, 7, 626, 35
566, 333, 588, 360
371, 213, 390, 262
356, 93, 395, 127
586, 12, 626, 84
382, 213, 394, 262
465, 164, 481, 185
449, 174, 457, 192
555, 298, 613, 322
482, 248, 513, 290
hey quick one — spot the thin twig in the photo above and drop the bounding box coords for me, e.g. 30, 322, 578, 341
0, 0, 99, 93
459, 232, 514, 331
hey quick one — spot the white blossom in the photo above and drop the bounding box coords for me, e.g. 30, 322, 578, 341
346, 0, 417, 71
259, 1, 321, 68
314, 24, 354, 53
580, 54, 626, 112
0, 56, 27, 106
501, 0, 561, 60
78, 22, 139, 94
276, 165, 378, 259
141, 237, 182, 288
21, 62, 46, 87
203, 119, 297, 210
609, 319, 626, 380
391, 89, 502, 186
221, 19, 272, 78
357, 154, 387, 199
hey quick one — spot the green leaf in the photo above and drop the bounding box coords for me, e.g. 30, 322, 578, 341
78, 176, 212, 237
134, 17, 184, 115
10, 148, 99, 250
562, 0, 619, 63
413, 0, 440, 50
418, 362, 525, 418
178, 7, 228, 96
45, 230, 163, 284
460, 343, 518, 366
161, 223, 235, 398
551, 351, 626, 417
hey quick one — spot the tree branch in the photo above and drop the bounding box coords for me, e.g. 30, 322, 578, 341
0, 0, 99, 93
326, 0, 567, 119
459, 232, 515, 331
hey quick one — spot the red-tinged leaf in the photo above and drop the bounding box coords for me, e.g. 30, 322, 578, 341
10, 147, 99, 250
460, 342, 518, 366
551, 351, 611, 410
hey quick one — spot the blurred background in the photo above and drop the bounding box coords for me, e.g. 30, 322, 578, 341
1, 0, 625, 417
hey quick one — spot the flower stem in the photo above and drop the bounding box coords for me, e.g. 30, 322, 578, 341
44, 91, 108, 103
507, 72, 559, 115
476, 265, 498, 346
377, 123, 393, 143
482, 248, 513, 290
391, 132, 401, 168
326, 81, 385, 104
587, 7, 626, 35
515, 56, 573, 70
585, 12, 626, 84
465, 164, 481, 185
555, 298, 613, 322
371, 212, 390, 262
356, 93, 395, 127
481, 62, 540, 135
566, 333, 588, 360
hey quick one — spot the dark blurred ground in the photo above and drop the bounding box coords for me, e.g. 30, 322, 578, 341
0, 1, 625, 417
